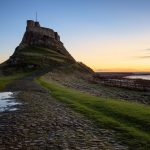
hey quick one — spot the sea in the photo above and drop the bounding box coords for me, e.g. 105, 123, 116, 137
125, 75, 150, 80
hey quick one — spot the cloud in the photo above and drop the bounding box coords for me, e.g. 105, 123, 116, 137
145, 49, 150, 51
138, 56, 150, 59
136, 48, 150, 58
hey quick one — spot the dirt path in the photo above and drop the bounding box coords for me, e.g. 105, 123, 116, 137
0, 77, 128, 150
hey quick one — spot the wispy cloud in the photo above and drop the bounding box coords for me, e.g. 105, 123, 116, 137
144, 49, 150, 51
138, 56, 150, 59
136, 48, 150, 59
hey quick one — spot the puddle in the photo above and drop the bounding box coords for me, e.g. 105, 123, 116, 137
0, 92, 21, 112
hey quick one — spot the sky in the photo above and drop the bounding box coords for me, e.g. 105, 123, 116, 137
0, 0, 150, 72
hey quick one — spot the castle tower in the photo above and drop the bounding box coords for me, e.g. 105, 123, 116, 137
27, 20, 35, 28
35, 21, 40, 27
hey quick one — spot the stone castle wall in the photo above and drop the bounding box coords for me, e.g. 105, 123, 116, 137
27, 27, 56, 39
26, 20, 60, 41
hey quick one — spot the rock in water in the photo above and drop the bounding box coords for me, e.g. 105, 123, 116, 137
1, 20, 93, 74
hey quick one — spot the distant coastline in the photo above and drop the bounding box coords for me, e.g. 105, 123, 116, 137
125, 75, 150, 80
95, 72, 150, 79
94, 72, 150, 91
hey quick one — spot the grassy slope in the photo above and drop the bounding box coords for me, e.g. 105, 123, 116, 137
14, 46, 77, 69
37, 77, 150, 150
19, 46, 72, 63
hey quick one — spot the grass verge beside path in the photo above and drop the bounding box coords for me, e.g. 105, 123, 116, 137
37, 77, 150, 150
0, 72, 32, 91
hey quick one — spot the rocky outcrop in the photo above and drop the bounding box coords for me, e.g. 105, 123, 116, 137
20, 20, 75, 60
2, 20, 93, 74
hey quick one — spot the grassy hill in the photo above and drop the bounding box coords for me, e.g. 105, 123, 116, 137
1, 46, 93, 74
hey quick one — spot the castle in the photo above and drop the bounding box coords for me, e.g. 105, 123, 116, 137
26, 20, 60, 41
3, 19, 93, 74
18, 20, 75, 60
20, 20, 63, 48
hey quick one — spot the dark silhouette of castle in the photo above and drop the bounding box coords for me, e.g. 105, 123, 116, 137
26, 20, 60, 41
20, 20, 65, 50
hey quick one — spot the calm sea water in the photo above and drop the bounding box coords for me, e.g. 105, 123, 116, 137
0, 92, 21, 112
126, 75, 150, 80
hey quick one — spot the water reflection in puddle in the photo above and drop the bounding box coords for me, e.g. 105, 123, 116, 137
0, 92, 21, 112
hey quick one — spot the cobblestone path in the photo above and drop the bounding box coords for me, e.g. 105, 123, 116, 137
0, 78, 128, 150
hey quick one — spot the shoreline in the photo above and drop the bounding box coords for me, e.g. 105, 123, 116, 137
93, 73, 150, 92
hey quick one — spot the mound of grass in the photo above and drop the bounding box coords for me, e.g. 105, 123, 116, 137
37, 77, 150, 149
16, 46, 76, 68
19, 46, 72, 61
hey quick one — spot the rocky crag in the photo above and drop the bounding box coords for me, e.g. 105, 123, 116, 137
2, 20, 93, 74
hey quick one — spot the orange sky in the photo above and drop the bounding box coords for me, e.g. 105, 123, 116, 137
65, 33, 150, 72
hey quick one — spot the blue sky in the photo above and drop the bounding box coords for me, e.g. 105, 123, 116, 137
0, 0, 150, 71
